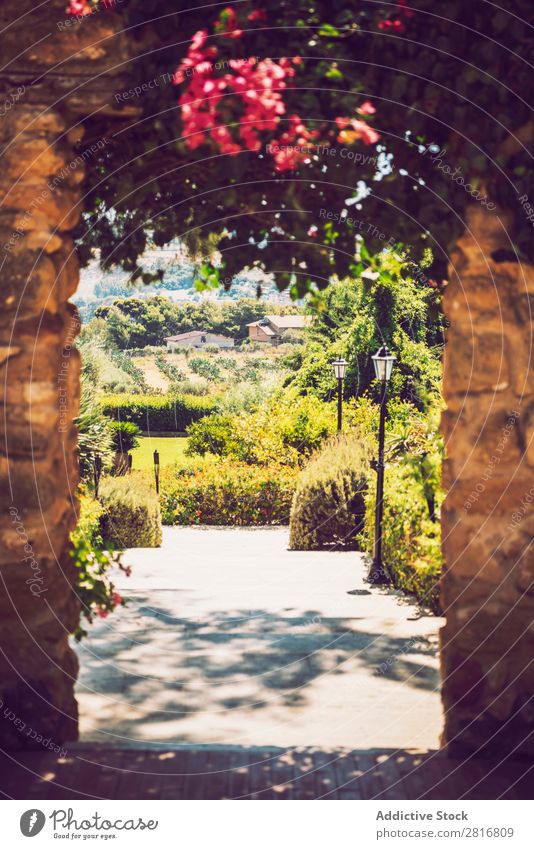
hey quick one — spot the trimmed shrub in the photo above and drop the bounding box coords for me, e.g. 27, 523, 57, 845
160, 461, 297, 525
100, 393, 217, 432
99, 474, 162, 548
289, 434, 373, 550
361, 457, 443, 612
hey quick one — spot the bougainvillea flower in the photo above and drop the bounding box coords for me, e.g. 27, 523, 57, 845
173, 6, 377, 170
248, 9, 266, 22
378, 18, 406, 33
357, 101, 376, 116
67, 0, 93, 15
338, 119, 379, 146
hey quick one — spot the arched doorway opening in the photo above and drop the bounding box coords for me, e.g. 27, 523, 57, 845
1, 0, 533, 772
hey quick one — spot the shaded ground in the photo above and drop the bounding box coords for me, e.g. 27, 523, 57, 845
1, 745, 532, 800
75, 528, 443, 750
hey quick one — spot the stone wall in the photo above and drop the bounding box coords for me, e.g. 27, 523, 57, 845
0, 0, 134, 748
440, 205, 534, 756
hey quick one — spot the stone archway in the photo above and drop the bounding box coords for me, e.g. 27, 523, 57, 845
0, 0, 532, 758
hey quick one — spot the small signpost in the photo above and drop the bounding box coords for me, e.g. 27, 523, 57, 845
153, 450, 160, 494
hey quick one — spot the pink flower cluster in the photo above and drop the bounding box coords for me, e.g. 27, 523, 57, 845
377, 0, 414, 34
174, 24, 317, 170
175, 9, 378, 172
335, 101, 379, 146
67, 0, 93, 14
67, 0, 116, 16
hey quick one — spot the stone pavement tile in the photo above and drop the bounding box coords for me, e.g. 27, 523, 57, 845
187, 747, 225, 800
226, 747, 252, 798
0, 747, 532, 800
69, 750, 131, 799
394, 750, 436, 800
352, 751, 389, 800
290, 747, 319, 800
312, 747, 341, 799
333, 750, 365, 800
265, 748, 300, 799
245, 749, 276, 799
118, 748, 191, 799
200, 749, 235, 800
371, 750, 411, 799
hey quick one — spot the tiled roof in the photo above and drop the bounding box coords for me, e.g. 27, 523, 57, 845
246, 315, 309, 331
165, 331, 234, 342
164, 331, 205, 342
266, 314, 308, 329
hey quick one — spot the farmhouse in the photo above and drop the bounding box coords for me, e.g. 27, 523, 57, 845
246, 314, 310, 344
164, 330, 235, 351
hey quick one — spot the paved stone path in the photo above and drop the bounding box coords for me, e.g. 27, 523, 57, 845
75, 527, 443, 750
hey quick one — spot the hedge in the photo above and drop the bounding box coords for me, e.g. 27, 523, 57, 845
99, 474, 162, 548
100, 393, 217, 432
289, 433, 372, 550
361, 457, 443, 612
160, 461, 298, 525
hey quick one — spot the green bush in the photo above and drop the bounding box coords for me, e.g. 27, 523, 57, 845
155, 352, 185, 383
361, 457, 443, 612
289, 434, 373, 550
186, 393, 335, 466
109, 421, 140, 453
189, 356, 223, 382
160, 461, 297, 525
110, 349, 150, 390
186, 414, 236, 457
100, 393, 217, 432
99, 474, 163, 548
70, 493, 126, 640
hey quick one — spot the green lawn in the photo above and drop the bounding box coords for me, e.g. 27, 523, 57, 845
131, 436, 189, 471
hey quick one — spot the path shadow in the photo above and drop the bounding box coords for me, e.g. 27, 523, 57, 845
75, 599, 440, 740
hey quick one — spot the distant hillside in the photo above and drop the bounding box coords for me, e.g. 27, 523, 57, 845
75, 247, 292, 323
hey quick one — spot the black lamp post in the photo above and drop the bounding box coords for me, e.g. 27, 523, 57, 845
92, 454, 102, 500
153, 450, 160, 495
332, 358, 348, 432
368, 345, 396, 585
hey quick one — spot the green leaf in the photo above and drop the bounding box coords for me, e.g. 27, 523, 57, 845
319, 24, 341, 37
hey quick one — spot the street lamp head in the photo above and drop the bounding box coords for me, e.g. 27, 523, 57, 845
372, 345, 396, 383
332, 358, 348, 380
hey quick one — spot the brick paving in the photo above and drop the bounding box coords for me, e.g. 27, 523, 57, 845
0, 745, 532, 800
